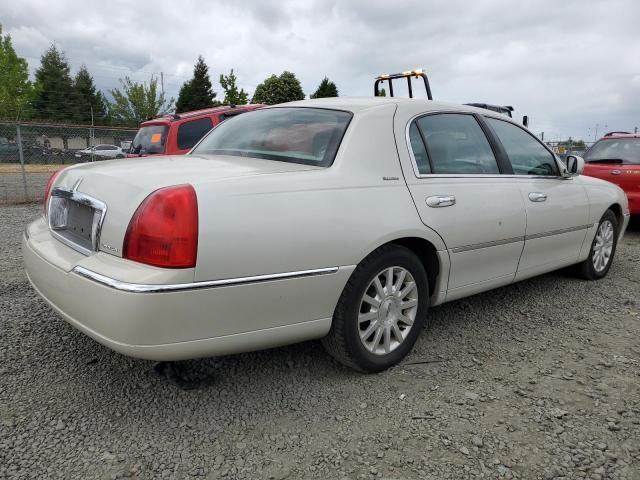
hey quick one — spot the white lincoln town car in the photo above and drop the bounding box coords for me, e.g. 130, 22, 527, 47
23, 98, 630, 372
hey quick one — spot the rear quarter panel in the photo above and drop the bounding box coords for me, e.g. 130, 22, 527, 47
193, 103, 447, 282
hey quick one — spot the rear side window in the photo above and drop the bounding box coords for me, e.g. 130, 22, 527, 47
486, 117, 559, 176
408, 123, 430, 174
192, 107, 352, 167
414, 114, 499, 174
177, 118, 214, 150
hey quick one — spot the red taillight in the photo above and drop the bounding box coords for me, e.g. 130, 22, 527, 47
123, 185, 198, 268
43, 170, 63, 212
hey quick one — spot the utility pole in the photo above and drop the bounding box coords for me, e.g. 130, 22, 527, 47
635, 126, 638, 134
90, 106, 95, 163
161, 71, 164, 96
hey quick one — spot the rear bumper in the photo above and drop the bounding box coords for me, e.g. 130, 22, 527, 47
23, 218, 351, 360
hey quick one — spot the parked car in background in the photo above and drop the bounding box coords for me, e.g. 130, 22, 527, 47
128, 104, 264, 157
75, 144, 125, 161
0, 136, 19, 161
24, 98, 630, 372
582, 132, 640, 215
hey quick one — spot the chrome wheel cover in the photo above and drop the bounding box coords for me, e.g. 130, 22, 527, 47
358, 266, 418, 355
592, 220, 614, 273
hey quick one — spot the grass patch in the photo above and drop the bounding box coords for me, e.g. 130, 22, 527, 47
0, 164, 68, 173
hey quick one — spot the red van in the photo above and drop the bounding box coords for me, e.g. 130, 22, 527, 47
128, 104, 263, 157
583, 132, 640, 215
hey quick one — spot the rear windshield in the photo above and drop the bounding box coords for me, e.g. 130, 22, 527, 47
584, 138, 640, 165
191, 107, 352, 167
130, 125, 168, 155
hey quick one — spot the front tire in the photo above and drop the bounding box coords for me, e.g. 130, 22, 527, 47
575, 209, 618, 280
322, 245, 429, 372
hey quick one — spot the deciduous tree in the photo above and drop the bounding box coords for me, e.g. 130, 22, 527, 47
219, 69, 249, 105
252, 71, 305, 105
108, 76, 174, 126
0, 25, 34, 119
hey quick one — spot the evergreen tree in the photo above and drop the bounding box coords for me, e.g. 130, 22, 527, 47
108, 76, 174, 126
252, 71, 305, 105
176, 56, 217, 112
0, 25, 34, 119
219, 69, 249, 105
73, 66, 108, 124
310, 77, 338, 99
32, 44, 76, 121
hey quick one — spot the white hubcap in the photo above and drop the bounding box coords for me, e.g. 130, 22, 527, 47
592, 220, 614, 273
358, 266, 418, 355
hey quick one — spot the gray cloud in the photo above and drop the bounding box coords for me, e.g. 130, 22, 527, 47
1, 0, 638, 139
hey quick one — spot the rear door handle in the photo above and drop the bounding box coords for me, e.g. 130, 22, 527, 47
528, 192, 547, 202
611, 170, 621, 176
426, 195, 456, 208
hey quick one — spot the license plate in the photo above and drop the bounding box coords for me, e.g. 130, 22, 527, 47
49, 196, 101, 253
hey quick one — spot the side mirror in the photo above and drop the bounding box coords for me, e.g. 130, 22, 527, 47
566, 155, 585, 175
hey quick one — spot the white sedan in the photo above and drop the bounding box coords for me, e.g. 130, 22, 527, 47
74, 144, 125, 160
24, 98, 630, 372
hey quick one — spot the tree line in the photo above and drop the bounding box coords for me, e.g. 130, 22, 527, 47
0, 25, 339, 127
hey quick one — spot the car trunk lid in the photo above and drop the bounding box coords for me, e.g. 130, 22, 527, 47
50, 154, 321, 258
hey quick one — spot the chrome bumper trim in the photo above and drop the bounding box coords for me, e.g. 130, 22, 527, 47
72, 265, 340, 293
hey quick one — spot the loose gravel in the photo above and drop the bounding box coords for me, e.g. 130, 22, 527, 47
1, 204, 639, 479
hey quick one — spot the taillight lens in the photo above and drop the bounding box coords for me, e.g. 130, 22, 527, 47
43, 170, 63, 212
123, 185, 198, 268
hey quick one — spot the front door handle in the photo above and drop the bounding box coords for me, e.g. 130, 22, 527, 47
528, 192, 547, 202
426, 195, 456, 208
611, 170, 621, 176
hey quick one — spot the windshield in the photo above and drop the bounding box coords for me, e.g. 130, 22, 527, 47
584, 138, 640, 165
130, 125, 168, 155
192, 107, 352, 167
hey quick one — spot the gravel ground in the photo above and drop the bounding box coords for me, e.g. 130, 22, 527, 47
0, 173, 50, 205
1, 204, 639, 480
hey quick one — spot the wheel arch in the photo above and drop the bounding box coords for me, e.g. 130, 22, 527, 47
357, 236, 447, 303
607, 203, 623, 227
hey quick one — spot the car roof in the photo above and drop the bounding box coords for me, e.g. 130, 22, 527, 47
139, 104, 263, 126
601, 133, 640, 139
276, 96, 503, 116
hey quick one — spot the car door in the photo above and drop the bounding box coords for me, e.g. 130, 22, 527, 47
398, 112, 527, 301
483, 117, 591, 280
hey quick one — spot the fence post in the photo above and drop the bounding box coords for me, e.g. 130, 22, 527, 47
16, 124, 28, 203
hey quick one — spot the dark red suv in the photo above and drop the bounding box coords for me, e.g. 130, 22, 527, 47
128, 104, 263, 157
583, 132, 640, 215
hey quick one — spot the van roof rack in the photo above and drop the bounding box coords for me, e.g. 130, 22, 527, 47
374, 69, 433, 100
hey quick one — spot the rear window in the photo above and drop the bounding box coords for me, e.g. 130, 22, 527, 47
584, 138, 640, 165
130, 125, 168, 155
192, 107, 352, 167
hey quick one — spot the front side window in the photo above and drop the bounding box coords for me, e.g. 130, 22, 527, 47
413, 114, 499, 174
177, 118, 214, 150
486, 117, 559, 176
192, 107, 352, 167
584, 138, 640, 165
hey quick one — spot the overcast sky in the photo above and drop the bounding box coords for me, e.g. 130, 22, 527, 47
2, 0, 639, 141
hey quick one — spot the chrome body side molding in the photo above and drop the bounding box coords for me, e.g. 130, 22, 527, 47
72, 265, 340, 293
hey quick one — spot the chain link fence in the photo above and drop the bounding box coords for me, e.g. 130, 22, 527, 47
0, 122, 137, 205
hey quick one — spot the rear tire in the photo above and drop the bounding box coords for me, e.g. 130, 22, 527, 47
322, 244, 429, 373
574, 209, 618, 280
